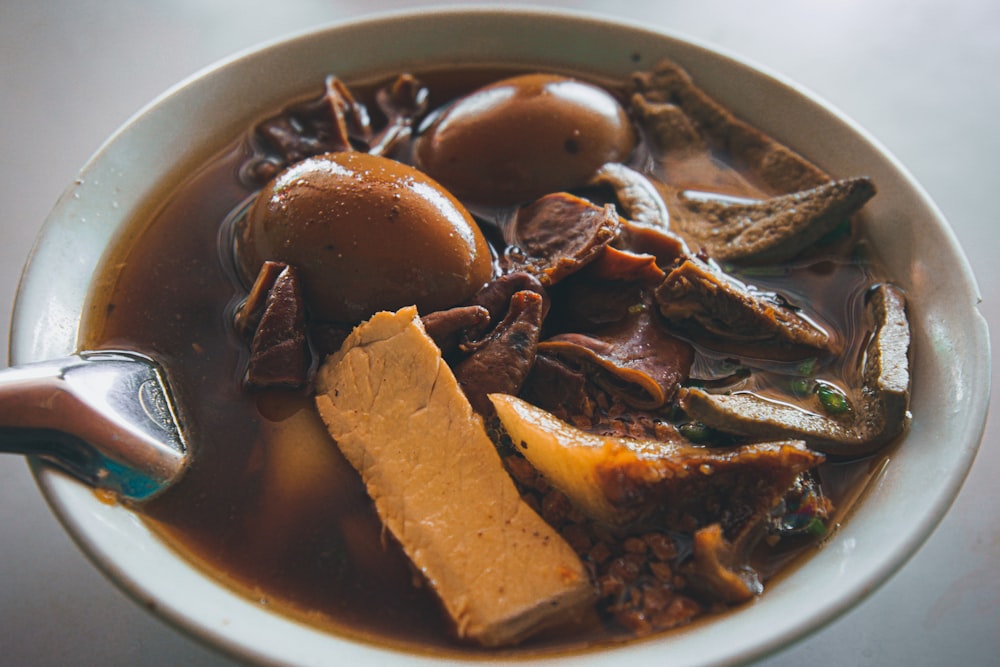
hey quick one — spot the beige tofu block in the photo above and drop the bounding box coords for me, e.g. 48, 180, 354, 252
314, 306, 593, 646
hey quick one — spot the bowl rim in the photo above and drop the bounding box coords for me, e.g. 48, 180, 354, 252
9, 5, 991, 667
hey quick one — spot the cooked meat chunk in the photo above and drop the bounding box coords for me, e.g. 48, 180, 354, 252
490, 393, 824, 531
679, 284, 910, 455
654, 258, 832, 359
585, 246, 666, 286
670, 177, 876, 264
460, 271, 548, 344
315, 307, 593, 646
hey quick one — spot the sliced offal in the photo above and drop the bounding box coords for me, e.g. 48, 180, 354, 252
680, 284, 911, 456
489, 392, 823, 533
630, 58, 830, 194
671, 177, 876, 264
505, 192, 621, 285
315, 307, 593, 646
654, 258, 832, 359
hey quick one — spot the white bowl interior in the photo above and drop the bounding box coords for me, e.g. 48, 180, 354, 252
10, 7, 990, 667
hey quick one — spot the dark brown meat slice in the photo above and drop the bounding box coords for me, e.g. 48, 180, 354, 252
616, 218, 691, 267
631, 59, 830, 194
244, 264, 310, 388
420, 305, 490, 354
234, 259, 287, 337
521, 353, 592, 419
671, 177, 876, 264
248, 75, 370, 182
654, 258, 832, 359
537, 308, 694, 410
679, 284, 911, 456
505, 192, 621, 285
454, 290, 545, 416
460, 271, 548, 344
367, 73, 429, 157
585, 246, 666, 286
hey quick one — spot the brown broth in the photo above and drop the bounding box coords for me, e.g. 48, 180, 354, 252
80, 66, 887, 656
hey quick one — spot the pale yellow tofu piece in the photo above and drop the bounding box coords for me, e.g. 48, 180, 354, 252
314, 306, 593, 646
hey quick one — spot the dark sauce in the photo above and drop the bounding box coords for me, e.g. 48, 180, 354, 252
80, 66, 886, 656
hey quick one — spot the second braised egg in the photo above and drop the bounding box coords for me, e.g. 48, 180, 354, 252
415, 74, 637, 207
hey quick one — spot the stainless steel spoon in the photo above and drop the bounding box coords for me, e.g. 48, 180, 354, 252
0, 351, 189, 502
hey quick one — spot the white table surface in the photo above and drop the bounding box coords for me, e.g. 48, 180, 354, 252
1, 1, 996, 665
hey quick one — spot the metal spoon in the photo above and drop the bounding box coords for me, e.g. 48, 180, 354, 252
0, 351, 189, 502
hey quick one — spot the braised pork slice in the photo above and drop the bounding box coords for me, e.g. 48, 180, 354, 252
314, 307, 593, 646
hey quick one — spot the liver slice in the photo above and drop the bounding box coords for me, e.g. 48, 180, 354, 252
314, 307, 593, 646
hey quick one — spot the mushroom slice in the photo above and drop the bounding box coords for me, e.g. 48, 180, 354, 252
234, 259, 287, 337
679, 284, 911, 456
683, 524, 763, 604
249, 75, 371, 182
654, 258, 832, 359
537, 309, 693, 410
631, 59, 829, 194
672, 177, 876, 264
455, 290, 545, 417
368, 73, 429, 157
490, 393, 824, 529
505, 192, 621, 285
588, 162, 671, 229
420, 305, 490, 354
616, 218, 691, 266
461, 271, 548, 344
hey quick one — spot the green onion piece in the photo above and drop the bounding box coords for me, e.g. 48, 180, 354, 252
790, 377, 814, 398
680, 422, 714, 444
806, 517, 828, 537
796, 357, 819, 376
816, 382, 852, 415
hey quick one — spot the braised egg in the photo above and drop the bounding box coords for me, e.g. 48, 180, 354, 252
236, 151, 493, 322
415, 74, 636, 206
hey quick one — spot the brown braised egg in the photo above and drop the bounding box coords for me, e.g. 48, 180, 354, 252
415, 73, 636, 206
235, 150, 494, 322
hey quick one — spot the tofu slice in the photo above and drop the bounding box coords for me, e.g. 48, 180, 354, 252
314, 306, 593, 646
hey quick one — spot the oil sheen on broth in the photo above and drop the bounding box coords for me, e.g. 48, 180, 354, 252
80, 65, 892, 655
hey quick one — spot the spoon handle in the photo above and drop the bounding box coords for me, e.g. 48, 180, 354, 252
0, 352, 189, 501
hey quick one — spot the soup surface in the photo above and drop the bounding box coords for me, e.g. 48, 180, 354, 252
81, 63, 905, 655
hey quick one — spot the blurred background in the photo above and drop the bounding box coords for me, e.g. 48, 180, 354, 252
1, 1, 996, 664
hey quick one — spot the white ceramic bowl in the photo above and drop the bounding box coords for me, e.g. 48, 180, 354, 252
10, 7, 990, 667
